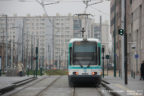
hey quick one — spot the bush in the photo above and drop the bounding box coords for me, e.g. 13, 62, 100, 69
45, 69, 68, 75
26, 69, 68, 75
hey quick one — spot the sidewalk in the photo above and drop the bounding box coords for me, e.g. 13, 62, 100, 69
0, 76, 33, 89
102, 71, 144, 96
0, 75, 34, 95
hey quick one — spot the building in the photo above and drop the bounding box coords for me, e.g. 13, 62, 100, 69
101, 22, 111, 58
92, 21, 111, 57
0, 15, 53, 70
0, 14, 111, 70
110, 0, 122, 72
127, 0, 144, 74
51, 15, 94, 69
110, 0, 144, 75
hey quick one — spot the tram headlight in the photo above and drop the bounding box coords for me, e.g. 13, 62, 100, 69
100, 72, 102, 75
73, 72, 79, 75
92, 72, 97, 75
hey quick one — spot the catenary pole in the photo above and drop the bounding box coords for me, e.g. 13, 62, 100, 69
113, 0, 117, 77
121, 0, 125, 80
5, 15, 8, 71
124, 0, 128, 85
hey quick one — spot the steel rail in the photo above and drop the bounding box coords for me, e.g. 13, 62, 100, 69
2, 77, 47, 96
36, 76, 61, 96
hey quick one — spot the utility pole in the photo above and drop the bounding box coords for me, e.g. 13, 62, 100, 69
0, 28, 5, 75
124, 0, 128, 85
100, 16, 102, 42
120, 0, 127, 85
5, 15, 8, 72
21, 18, 25, 65
10, 33, 14, 68
31, 35, 33, 70
121, 0, 125, 80
26, 33, 29, 76
113, 0, 117, 77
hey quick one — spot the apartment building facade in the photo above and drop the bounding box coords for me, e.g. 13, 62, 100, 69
110, 0, 144, 74
127, 0, 144, 74
0, 14, 110, 70
0, 15, 53, 70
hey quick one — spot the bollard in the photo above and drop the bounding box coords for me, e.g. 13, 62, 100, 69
133, 72, 135, 79
27, 68, 29, 76
33, 70, 35, 77
40, 67, 43, 76
0, 69, 1, 76
119, 70, 120, 77
131, 71, 133, 78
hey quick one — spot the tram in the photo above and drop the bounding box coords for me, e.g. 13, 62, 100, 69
68, 38, 102, 86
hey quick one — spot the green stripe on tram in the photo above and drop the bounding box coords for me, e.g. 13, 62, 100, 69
68, 66, 102, 69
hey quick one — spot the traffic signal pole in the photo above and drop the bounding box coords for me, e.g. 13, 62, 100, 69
124, 0, 128, 85
113, 0, 117, 77
120, 0, 128, 85
121, 0, 125, 80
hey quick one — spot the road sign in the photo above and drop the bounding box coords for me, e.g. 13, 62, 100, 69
135, 54, 139, 59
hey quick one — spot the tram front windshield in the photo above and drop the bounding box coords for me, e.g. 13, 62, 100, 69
73, 41, 97, 65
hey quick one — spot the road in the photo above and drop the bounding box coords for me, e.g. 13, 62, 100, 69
3, 76, 112, 96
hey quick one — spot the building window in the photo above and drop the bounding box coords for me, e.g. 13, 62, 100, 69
73, 20, 81, 30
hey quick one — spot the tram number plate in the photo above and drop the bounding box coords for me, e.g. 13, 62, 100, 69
82, 73, 88, 75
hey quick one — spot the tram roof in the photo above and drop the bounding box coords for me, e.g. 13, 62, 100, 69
69, 38, 100, 43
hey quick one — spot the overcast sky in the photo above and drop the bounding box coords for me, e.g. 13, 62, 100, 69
0, 0, 110, 23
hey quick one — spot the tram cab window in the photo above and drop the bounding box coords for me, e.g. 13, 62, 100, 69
98, 47, 100, 65
73, 41, 97, 65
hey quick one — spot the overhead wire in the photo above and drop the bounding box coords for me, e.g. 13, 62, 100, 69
89, 6, 109, 15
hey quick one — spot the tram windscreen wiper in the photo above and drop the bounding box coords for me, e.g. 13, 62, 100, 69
87, 61, 91, 68
77, 60, 83, 68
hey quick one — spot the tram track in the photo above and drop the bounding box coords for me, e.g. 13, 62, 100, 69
72, 85, 113, 96
72, 87, 103, 96
2, 76, 61, 96
2, 76, 115, 96
36, 76, 61, 96
72, 87, 75, 96
3, 77, 48, 96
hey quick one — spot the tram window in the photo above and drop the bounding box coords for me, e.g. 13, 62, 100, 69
70, 47, 73, 65
95, 46, 97, 65
73, 42, 97, 65
98, 47, 100, 65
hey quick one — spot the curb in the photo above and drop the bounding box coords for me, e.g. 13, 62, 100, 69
101, 80, 121, 96
0, 84, 16, 95
0, 77, 37, 95
13, 77, 37, 87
